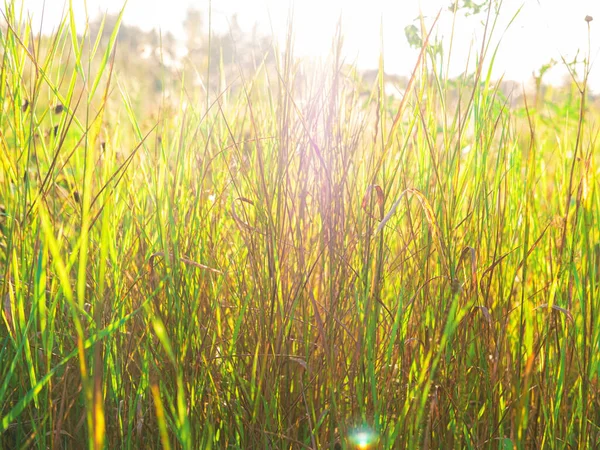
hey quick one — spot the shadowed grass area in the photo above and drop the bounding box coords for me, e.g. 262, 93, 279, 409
1, 1, 599, 448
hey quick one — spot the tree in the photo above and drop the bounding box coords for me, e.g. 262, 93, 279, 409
183, 8, 204, 52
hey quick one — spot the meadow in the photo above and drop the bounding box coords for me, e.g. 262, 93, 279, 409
1, 1, 599, 448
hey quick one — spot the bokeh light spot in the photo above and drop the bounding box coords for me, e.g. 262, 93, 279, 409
347, 426, 379, 449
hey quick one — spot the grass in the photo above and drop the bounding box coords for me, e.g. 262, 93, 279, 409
1, 0, 599, 448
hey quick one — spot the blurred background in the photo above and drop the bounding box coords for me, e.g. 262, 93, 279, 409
15, 0, 600, 92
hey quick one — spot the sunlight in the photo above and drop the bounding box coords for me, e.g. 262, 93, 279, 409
18, 0, 600, 91
347, 426, 380, 449
1, 0, 599, 448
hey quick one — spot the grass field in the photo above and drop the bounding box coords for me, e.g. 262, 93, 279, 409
1, 1, 599, 448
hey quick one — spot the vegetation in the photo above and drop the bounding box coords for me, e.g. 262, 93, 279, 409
1, 1, 599, 448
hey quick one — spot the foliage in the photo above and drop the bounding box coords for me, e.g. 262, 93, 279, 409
0, 1, 599, 449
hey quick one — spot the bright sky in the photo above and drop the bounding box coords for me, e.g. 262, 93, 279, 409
11, 0, 600, 91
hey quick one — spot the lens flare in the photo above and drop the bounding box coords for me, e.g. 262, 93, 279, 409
347, 426, 379, 449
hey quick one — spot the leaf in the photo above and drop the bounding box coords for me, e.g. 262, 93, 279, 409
404, 24, 422, 49
456, 246, 477, 294
361, 185, 385, 220
500, 437, 514, 450
535, 303, 574, 323
377, 188, 449, 277
473, 305, 492, 325
2, 292, 12, 333
231, 197, 261, 233
288, 356, 308, 371
148, 252, 221, 275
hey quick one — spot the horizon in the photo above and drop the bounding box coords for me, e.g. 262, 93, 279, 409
9, 0, 600, 92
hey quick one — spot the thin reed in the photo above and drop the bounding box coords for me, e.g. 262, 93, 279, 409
1, 1, 599, 448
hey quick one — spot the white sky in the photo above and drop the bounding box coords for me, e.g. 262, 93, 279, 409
10, 0, 600, 91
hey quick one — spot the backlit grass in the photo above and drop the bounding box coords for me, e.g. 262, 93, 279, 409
1, 1, 599, 448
